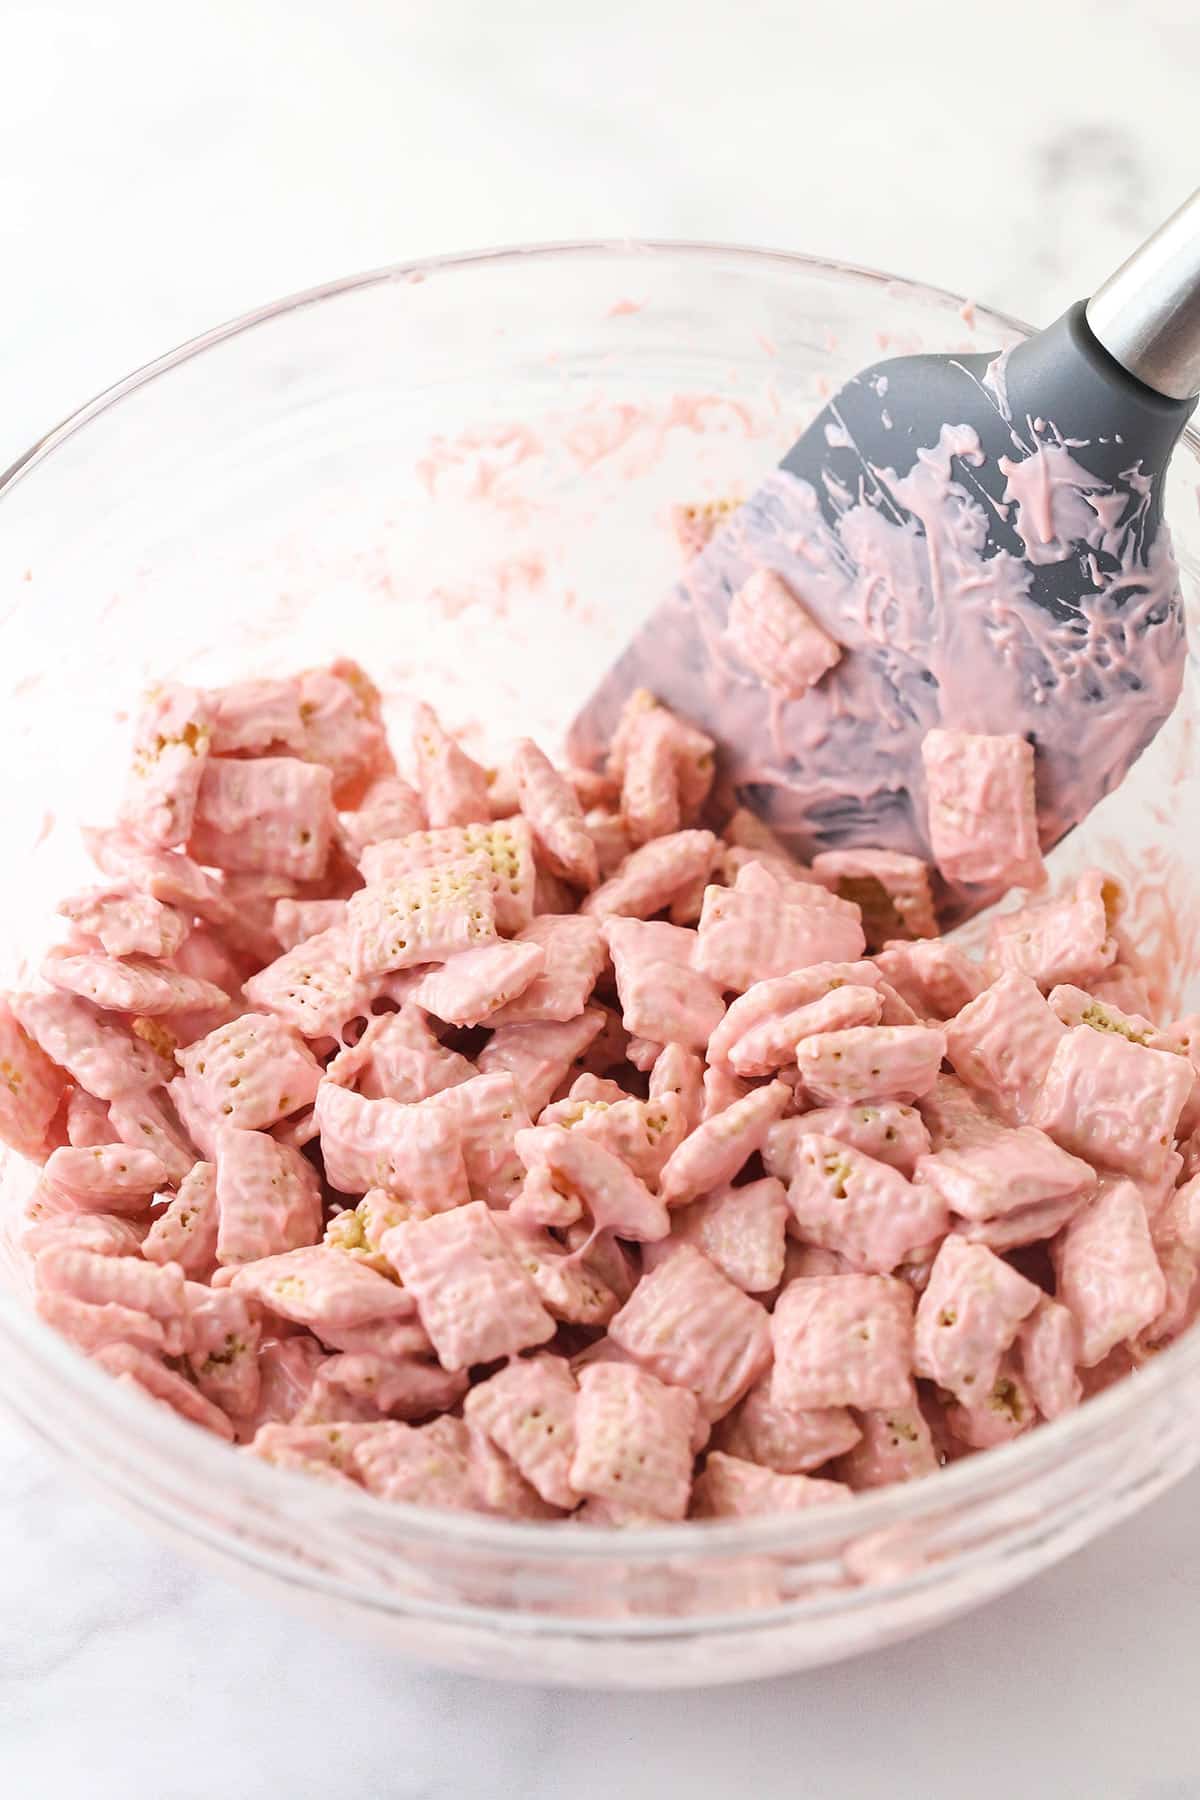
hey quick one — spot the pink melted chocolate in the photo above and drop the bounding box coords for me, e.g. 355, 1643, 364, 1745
571, 357, 1185, 921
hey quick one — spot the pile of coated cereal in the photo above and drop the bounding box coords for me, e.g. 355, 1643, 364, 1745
3, 640, 1198, 1525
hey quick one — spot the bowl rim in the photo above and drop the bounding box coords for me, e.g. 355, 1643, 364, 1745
3, 234, 1199, 1578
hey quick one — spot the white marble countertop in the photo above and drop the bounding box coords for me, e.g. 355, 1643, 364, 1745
3, 1, 1200, 1792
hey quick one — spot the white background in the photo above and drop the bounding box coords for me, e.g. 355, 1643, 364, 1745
3, 2, 1200, 1794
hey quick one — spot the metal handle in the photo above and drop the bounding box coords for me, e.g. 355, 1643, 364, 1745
1085, 188, 1200, 401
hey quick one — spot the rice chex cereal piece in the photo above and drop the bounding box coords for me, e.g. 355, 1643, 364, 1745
694, 883, 866, 994
512, 737, 598, 889
41, 949, 228, 1018
176, 1013, 322, 1133
609, 1245, 772, 1418
142, 1161, 219, 1277
835, 1397, 940, 1490
485, 915, 606, 1026
337, 777, 426, 865
409, 939, 545, 1027
872, 940, 985, 1022
785, 1134, 949, 1274
184, 1282, 262, 1420
1053, 1178, 1167, 1366
647, 1043, 705, 1136
1017, 1297, 1081, 1420
514, 1124, 669, 1243
795, 1024, 946, 1106
120, 683, 213, 850
569, 1362, 699, 1521
241, 925, 375, 1040
381, 1201, 555, 1370
921, 729, 1044, 890
476, 1009, 606, 1118
228, 1243, 415, 1329
581, 830, 718, 922
0, 996, 69, 1160
314, 1081, 468, 1210
348, 853, 497, 978
94, 1342, 235, 1440
107, 1089, 197, 1185
411, 703, 492, 829
205, 677, 305, 755
726, 568, 842, 698
41, 1144, 168, 1215
1031, 1025, 1193, 1179
189, 756, 335, 881
768, 1102, 931, 1181
691, 1453, 850, 1518
944, 971, 1066, 1122
57, 887, 189, 960
914, 1119, 1095, 1223
812, 849, 938, 947
986, 870, 1121, 991
353, 1416, 477, 1507
272, 899, 348, 952
361, 817, 536, 935
913, 1235, 1042, 1403
771, 1274, 914, 1411
667, 1175, 788, 1293
714, 1377, 861, 1474
465, 1355, 579, 1507
213, 1128, 323, 1265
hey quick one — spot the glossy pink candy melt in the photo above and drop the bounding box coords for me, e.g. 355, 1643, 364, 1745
5, 657, 1200, 1527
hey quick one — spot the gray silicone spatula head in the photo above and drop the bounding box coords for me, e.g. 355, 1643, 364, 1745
569, 191, 1200, 923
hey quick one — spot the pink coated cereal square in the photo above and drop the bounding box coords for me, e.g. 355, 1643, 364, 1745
694, 884, 867, 995
107, 1089, 197, 1186
229, 1245, 414, 1334
1032, 1025, 1193, 1179
189, 756, 335, 881
337, 777, 426, 865
913, 1234, 1042, 1403
12, 992, 172, 1101
142, 1161, 220, 1277
707, 960, 880, 1069
314, 1081, 469, 1210
242, 925, 375, 1040
354, 1416, 478, 1507
872, 941, 985, 1022
176, 1013, 322, 1133
64, 1088, 118, 1149
213, 1128, 323, 1265
42, 1144, 168, 1214
348, 853, 497, 978
605, 690, 715, 817
465, 1355, 579, 1508
120, 683, 213, 850
1047, 982, 1181, 1055
36, 1287, 168, 1358
581, 830, 718, 921
795, 1024, 946, 1106
775, 1102, 932, 1180
433, 1071, 532, 1210
467, 1427, 561, 1520
812, 849, 938, 947
411, 702, 492, 829
94, 1342, 235, 1440
658, 1079, 791, 1207
0, 996, 69, 1161
986, 870, 1121, 992
670, 1175, 788, 1293
294, 659, 393, 803
785, 1134, 949, 1274
272, 898, 348, 952
921, 729, 1044, 889
410, 938, 545, 1028
204, 677, 305, 755
512, 737, 598, 889
568, 1092, 688, 1189
618, 706, 683, 845
35, 1244, 187, 1351
84, 830, 233, 923
726, 986, 883, 1078
914, 1119, 1095, 1223
1017, 1296, 1081, 1420
381, 1200, 555, 1371
569, 1362, 699, 1521
327, 1007, 475, 1105
486, 915, 606, 1026
476, 1009, 606, 1118
498, 1219, 620, 1326
944, 972, 1066, 1122
184, 1282, 262, 1420
40, 948, 228, 1019
700, 1062, 750, 1120
727, 568, 842, 698
1053, 1178, 1166, 1366
602, 916, 695, 981
57, 887, 189, 961
691, 1452, 849, 1518
770, 1275, 915, 1411
612, 956, 725, 1053
955, 1191, 1088, 1252
834, 1393, 939, 1490
249, 1420, 373, 1483
247, 1337, 328, 1430
361, 818, 536, 936
648, 1043, 705, 1135
714, 1377, 861, 1473
515, 1124, 669, 1242
609, 1245, 772, 1418
944, 1354, 1037, 1450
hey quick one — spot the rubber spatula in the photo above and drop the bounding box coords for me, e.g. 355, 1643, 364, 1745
569, 189, 1200, 921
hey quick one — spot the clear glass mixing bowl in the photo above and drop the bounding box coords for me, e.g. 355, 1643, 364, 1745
2, 243, 1199, 1689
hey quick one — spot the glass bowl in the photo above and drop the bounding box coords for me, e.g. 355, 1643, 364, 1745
2, 242, 1199, 1690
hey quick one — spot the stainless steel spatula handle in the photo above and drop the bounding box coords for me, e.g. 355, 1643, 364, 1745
1086, 187, 1200, 401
